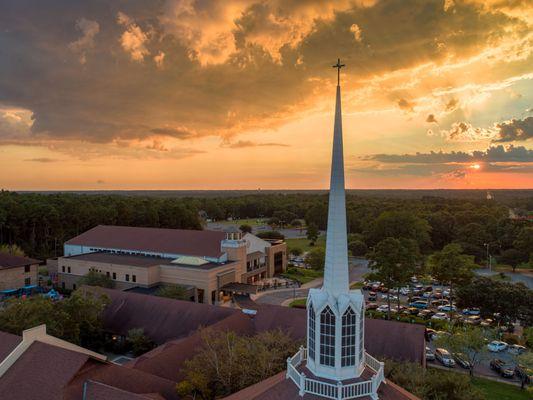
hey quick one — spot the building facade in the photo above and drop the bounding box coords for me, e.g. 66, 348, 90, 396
56, 225, 286, 304
0, 254, 40, 291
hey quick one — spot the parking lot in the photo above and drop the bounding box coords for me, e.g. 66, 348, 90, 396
362, 278, 530, 385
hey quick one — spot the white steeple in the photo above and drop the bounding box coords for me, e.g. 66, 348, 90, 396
286, 59, 384, 399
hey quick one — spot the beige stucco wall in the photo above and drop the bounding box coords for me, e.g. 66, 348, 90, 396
266, 242, 287, 276
0, 264, 39, 291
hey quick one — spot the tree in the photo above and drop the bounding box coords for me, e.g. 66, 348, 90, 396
456, 277, 533, 326
176, 329, 299, 399
306, 223, 319, 245
155, 285, 190, 301
267, 217, 281, 228
305, 247, 325, 271
384, 358, 483, 400
126, 328, 155, 356
238, 224, 252, 234
499, 248, 528, 272
348, 240, 367, 257
78, 270, 115, 289
0, 290, 109, 349
256, 231, 285, 240
515, 351, 533, 390
428, 243, 476, 321
366, 211, 432, 252
433, 326, 492, 377
514, 226, 533, 264
0, 243, 25, 256
367, 238, 419, 319
290, 219, 302, 227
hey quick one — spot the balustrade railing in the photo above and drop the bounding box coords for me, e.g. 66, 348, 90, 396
286, 347, 384, 399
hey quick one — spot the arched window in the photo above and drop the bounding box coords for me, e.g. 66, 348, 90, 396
320, 306, 335, 367
358, 304, 364, 362
341, 307, 357, 367
308, 302, 316, 361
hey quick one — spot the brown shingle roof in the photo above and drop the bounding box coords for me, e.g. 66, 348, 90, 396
85, 287, 240, 344
65, 252, 170, 267
82, 380, 166, 400
0, 253, 40, 270
66, 225, 226, 258
0, 330, 21, 361
0, 341, 90, 400
64, 360, 179, 400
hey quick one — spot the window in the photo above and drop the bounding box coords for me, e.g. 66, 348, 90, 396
125, 274, 130, 282
132, 275, 136, 283
62, 266, 65, 273
67, 267, 71, 273
112, 272, 116, 280
24, 265, 30, 273
320, 306, 335, 367
308, 302, 316, 361
106, 271, 110, 278
24, 277, 31, 286
73, 283, 77, 290
359, 304, 364, 362
341, 307, 357, 367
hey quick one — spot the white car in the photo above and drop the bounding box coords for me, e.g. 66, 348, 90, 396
508, 344, 526, 355
487, 341, 508, 352
376, 305, 390, 313
431, 312, 448, 320
400, 287, 411, 296
380, 293, 399, 301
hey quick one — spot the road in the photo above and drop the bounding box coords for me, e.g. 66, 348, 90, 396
475, 269, 533, 289
255, 257, 370, 305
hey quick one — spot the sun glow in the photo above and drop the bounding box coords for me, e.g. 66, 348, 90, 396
470, 163, 481, 170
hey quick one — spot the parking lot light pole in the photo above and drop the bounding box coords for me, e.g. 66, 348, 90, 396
483, 243, 490, 271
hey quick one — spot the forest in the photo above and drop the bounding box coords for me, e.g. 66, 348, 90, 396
0, 190, 531, 265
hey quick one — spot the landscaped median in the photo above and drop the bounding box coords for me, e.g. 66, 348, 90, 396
280, 266, 323, 284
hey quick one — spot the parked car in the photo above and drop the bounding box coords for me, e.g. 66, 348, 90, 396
487, 341, 508, 352
368, 291, 377, 301
431, 312, 448, 320
405, 307, 419, 315
365, 302, 378, 310
480, 318, 493, 327
462, 308, 480, 316
425, 346, 435, 361
437, 305, 457, 312
422, 291, 432, 299
409, 300, 428, 309
435, 348, 455, 367
376, 305, 390, 313
464, 316, 482, 325
362, 281, 372, 290
418, 309, 435, 319
453, 353, 471, 369
490, 359, 514, 378
508, 344, 527, 355
514, 365, 532, 384
431, 299, 449, 307
381, 293, 399, 301
410, 276, 419, 283
399, 287, 411, 296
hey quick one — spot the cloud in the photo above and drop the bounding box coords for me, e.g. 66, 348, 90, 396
426, 114, 438, 123
149, 126, 196, 139
68, 18, 99, 64
225, 140, 289, 149
493, 116, 533, 142
350, 24, 363, 42
397, 98, 416, 113
117, 12, 150, 62
367, 145, 533, 164
24, 157, 60, 163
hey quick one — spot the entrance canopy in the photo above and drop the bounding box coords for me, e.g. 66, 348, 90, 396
221, 282, 258, 295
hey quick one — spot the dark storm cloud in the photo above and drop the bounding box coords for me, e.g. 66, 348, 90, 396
0, 0, 528, 149
493, 116, 533, 142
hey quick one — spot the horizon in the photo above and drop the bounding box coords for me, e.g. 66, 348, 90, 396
1, 1, 532, 190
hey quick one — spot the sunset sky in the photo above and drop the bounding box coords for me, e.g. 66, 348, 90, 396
0, 0, 532, 190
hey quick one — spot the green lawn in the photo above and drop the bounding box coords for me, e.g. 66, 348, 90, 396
215, 218, 267, 227
286, 236, 326, 253
350, 281, 364, 289
280, 267, 323, 284
289, 298, 307, 308
471, 376, 529, 400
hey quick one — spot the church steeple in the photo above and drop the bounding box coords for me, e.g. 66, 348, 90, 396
323, 62, 349, 296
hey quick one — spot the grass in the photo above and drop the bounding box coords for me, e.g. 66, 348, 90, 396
350, 281, 364, 289
281, 267, 323, 284
286, 236, 326, 253
214, 218, 267, 227
472, 376, 530, 400
494, 263, 532, 273
489, 272, 512, 282
289, 298, 307, 308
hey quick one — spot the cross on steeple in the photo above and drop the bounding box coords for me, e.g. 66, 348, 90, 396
332, 58, 345, 86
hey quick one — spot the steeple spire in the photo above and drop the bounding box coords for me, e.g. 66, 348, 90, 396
332, 58, 345, 86
323, 60, 349, 296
